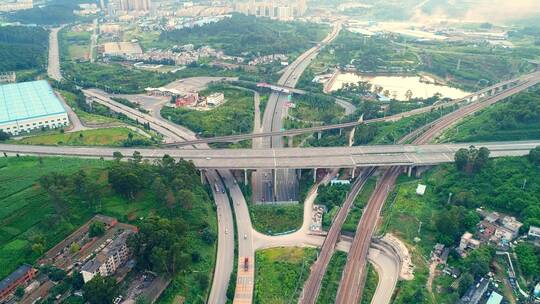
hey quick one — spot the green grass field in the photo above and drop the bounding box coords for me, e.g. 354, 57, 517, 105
315, 250, 378, 304
361, 264, 379, 304
375, 172, 443, 304
60, 28, 91, 61
316, 251, 347, 304
162, 86, 254, 138
0, 157, 107, 278
250, 204, 303, 235
14, 128, 146, 146
0, 156, 217, 303
58, 90, 119, 125
254, 247, 317, 304
122, 28, 168, 51
342, 178, 376, 234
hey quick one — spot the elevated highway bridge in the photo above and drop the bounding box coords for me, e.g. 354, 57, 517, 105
1, 141, 538, 170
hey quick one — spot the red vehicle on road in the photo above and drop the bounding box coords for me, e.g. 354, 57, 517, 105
244, 257, 249, 272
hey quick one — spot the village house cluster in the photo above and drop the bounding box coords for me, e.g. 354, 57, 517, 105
0, 216, 138, 303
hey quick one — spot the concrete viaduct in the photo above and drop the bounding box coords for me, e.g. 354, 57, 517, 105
1, 140, 538, 181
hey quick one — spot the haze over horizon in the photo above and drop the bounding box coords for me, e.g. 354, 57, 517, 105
412, 0, 540, 23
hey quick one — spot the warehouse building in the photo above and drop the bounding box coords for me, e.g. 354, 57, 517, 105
0, 80, 69, 135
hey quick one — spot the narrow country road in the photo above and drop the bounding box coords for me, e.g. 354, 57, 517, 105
47, 27, 63, 81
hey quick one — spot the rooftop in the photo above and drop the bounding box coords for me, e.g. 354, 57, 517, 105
486, 291, 503, 304
0, 80, 66, 125
529, 226, 540, 236
0, 264, 33, 292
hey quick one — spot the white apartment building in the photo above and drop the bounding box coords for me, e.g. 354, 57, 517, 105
81, 231, 132, 283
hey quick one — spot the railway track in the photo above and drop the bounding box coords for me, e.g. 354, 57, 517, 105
334, 74, 540, 304
300, 168, 375, 304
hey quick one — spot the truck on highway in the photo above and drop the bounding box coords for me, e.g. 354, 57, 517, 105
214, 183, 220, 193
244, 257, 249, 272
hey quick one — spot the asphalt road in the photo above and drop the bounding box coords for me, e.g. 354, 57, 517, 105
219, 170, 255, 304
206, 173, 235, 304
2, 141, 537, 169
254, 22, 342, 203
47, 27, 63, 81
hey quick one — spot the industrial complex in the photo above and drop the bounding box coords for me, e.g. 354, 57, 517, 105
0, 80, 69, 135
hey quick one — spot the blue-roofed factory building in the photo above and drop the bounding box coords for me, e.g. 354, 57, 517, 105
0, 80, 69, 135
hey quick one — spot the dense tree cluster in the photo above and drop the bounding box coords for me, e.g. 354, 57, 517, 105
489, 90, 540, 130
39, 167, 104, 216
434, 205, 479, 245
326, 30, 416, 73
461, 245, 496, 278
454, 146, 490, 175
127, 216, 191, 276
83, 274, 119, 304
161, 14, 328, 57
0, 130, 10, 141
515, 243, 540, 279
292, 93, 344, 124
430, 151, 540, 229
62, 62, 178, 94
316, 183, 351, 210
0, 26, 48, 72
51, 81, 92, 112
529, 146, 540, 166
449, 88, 540, 143
88, 221, 105, 238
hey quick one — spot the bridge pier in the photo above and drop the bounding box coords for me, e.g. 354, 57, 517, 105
244, 169, 248, 186
200, 170, 206, 184
273, 169, 277, 201
407, 166, 413, 177
288, 135, 294, 147
351, 167, 356, 179
339, 128, 342, 136
317, 132, 322, 140
415, 166, 432, 178
314, 168, 318, 183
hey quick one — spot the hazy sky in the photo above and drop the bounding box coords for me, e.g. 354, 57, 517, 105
464, 0, 540, 22
412, 0, 540, 23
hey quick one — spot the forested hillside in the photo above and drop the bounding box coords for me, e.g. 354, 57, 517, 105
4, 0, 85, 25
160, 14, 328, 57
0, 26, 49, 72
441, 87, 540, 142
